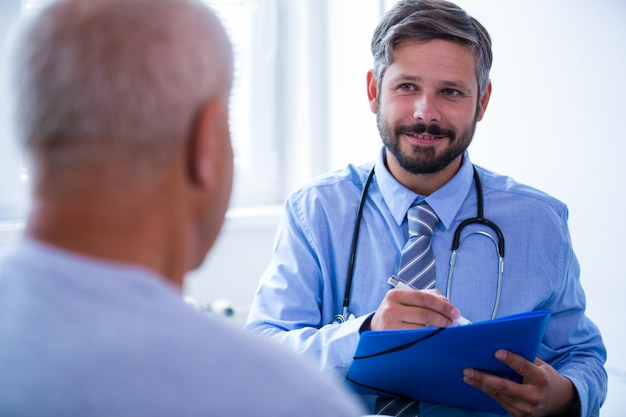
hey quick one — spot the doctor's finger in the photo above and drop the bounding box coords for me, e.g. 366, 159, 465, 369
463, 368, 537, 417
395, 289, 460, 326
494, 350, 541, 380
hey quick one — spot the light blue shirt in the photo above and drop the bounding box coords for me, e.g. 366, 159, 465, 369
246, 149, 607, 417
0, 238, 365, 417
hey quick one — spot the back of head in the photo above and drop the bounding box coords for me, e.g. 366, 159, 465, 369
6, 0, 233, 195
371, 0, 492, 95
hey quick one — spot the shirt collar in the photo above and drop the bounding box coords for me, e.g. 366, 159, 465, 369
375, 148, 474, 230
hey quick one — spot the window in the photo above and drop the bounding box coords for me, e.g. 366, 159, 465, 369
0, 0, 27, 227
207, 0, 281, 207
1, 0, 389, 225
0, 0, 281, 226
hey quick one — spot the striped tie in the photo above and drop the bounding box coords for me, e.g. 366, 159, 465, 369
396, 203, 439, 289
375, 203, 439, 416
375, 396, 421, 416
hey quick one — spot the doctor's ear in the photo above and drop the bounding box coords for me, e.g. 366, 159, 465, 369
366, 70, 379, 114
476, 80, 492, 122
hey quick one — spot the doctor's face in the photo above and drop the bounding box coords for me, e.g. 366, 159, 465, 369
368, 39, 490, 176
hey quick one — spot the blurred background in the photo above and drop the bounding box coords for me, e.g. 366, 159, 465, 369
1, 0, 624, 414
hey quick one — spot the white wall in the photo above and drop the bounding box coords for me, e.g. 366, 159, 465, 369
455, 2, 626, 414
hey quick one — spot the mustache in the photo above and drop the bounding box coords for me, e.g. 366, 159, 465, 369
395, 123, 455, 139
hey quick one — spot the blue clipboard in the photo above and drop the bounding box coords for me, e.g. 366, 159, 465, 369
346, 310, 551, 415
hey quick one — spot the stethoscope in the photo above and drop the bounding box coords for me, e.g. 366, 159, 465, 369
332, 164, 505, 324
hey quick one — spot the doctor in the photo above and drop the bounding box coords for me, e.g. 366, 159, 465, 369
245, 0, 607, 416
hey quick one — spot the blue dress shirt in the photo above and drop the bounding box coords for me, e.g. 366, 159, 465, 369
246, 149, 607, 417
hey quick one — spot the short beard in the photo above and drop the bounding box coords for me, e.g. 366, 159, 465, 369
377, 112, 477, 175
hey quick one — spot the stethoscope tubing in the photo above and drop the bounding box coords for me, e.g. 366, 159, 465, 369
337, 167, 376, 323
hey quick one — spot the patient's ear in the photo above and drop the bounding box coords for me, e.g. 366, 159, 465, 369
186, 99, 228, 189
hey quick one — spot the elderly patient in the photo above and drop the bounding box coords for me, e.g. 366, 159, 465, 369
0, 0, 365, 416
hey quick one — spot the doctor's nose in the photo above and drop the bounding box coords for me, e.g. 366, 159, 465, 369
412, 94, 441, 122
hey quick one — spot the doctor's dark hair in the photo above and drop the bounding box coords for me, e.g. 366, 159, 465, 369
371, 0, 492, 96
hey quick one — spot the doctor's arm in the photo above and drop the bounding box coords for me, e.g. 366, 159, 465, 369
464, 244, 607, 417
245, 207, 368, 379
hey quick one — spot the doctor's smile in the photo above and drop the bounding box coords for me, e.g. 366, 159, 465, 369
412, 134, 445, 142
398, 124, 455, 144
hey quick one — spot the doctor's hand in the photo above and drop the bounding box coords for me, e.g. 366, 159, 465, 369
368, 288, 461, 330
463, 349, 579, 417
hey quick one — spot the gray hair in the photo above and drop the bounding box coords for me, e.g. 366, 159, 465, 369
6, 0, 233, 185
371, 0, 492, 96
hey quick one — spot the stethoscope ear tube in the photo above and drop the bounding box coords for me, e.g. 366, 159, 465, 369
448, 167, 505, 319
335, 167, 376, 324
452, 166, 505, 258
451, 217, 505, 258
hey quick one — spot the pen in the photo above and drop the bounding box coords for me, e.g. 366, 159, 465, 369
387, 276, 472, 326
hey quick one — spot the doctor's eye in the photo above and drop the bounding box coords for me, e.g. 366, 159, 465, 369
398, 83, 417, 92
441, 88, 462, 97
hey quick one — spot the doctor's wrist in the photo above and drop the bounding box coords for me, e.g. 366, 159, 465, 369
551, 380, 580, 417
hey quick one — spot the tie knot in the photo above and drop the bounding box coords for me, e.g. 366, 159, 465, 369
407, 203, 438, 237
